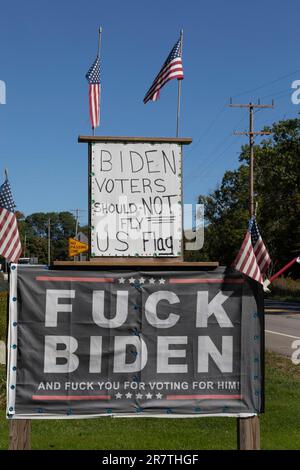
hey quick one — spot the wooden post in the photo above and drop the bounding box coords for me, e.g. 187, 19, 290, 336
238, 416, 260, 450
9, 420, 31, 450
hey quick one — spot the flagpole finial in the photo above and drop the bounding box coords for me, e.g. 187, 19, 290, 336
97, 27, 103, 57
4, 168, 8, 180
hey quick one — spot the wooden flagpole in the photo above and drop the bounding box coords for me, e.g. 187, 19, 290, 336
176, 29, 183, 137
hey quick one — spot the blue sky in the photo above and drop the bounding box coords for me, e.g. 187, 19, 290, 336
0, 0, 299, 227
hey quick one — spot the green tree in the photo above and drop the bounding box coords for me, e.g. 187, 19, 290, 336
196, 117, 300, 271
22, 211, 78, 263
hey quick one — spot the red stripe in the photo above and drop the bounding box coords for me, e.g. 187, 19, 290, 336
244, 254, 256, 277
145, 58, 183, 96
144, 71, 184, 103
36, 276, 114, 282
0, 213, 21, 262
144, 59, 183, 102
251, 264, 260, 283
89, 84, 100, 129
232, 233, 250, 268
145, 70, 184, 102
88, 85, 94, 128
255, 243, 266, 263
169, 278, 244, 284
0, 214, 15, 246
166, 394, 242, 400
2, 222, 18, 257
145, 64, 184, 98
256, 248, 270, 271
6, 236, 22, 263
32, 395, 111, 401
239, 245, 255, 273
259, 256, 270, 274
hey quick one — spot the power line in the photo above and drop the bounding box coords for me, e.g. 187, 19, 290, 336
229, 100, 274, 216
185, 103, 227, 153
193, 137, 244, 182
185, 112, 248, 181
231, 68, 300, 100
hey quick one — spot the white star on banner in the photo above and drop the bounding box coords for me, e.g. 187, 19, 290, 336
159, 278, 166, 284
139, 277, 145, 284
125, 392, 133, 399
129, 277, 135, 284
118, 277, 126, 284
149, 278, 155, 284
146, 393, 153, 399
156, 393, 163, 399
115, 392, 122, 399
136, 393, 143, 399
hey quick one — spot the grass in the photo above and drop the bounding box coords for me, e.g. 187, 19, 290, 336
268, 277, 300, 302
0, 292, 299, 449
0, 353, 299, 449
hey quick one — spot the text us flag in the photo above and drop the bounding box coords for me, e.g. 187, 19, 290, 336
233, 217, 271, 284
86, 55, 101, 129
143, 36, 184, 104
0, 178, 22, 263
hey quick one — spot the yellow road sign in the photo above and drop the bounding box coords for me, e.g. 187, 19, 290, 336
68, 238, 89, 257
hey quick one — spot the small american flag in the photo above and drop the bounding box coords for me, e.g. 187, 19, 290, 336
86, 55, 101, 129
232, 217, 271, 284
143, 36, 184, 104
0, 178, 22, 263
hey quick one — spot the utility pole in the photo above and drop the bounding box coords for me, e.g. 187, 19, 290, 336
230, 99, 274, 450
70, 209, 86, 238
70, 209, 86, 261
229, 100, 274, 217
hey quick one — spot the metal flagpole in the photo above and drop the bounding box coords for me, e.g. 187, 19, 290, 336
93, 27, 103, 137
97, 26, 103, 57
176, 29, 183, 137
47, 218, 51, 266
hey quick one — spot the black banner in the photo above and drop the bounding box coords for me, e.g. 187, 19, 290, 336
7, 265, 264, 418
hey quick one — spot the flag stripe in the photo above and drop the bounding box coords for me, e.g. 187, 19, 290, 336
144, 59, 184, 101
0, 216, 17, 254
86, 56, 100, 129
143, 37, 183, 103
234, 234, 251, 270
0, 180, 21, 264
232, 217, 271, 285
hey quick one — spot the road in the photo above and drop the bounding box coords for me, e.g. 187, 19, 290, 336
264, 299, 300, 357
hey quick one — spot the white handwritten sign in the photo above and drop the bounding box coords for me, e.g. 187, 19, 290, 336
91, 142, 182, 257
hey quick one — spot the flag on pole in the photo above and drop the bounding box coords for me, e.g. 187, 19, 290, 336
143, 36, 184, 104
232, 217, 271, 284
0, 177, 22, 263
86, 55, 101, 129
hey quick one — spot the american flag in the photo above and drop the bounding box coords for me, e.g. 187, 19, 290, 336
232, 217, 271, 284
0, 178, 22, 263
143, 36, 184, 104
86, 55, 101, 129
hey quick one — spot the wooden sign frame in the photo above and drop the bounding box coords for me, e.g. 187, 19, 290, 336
78, 136, 192, 260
